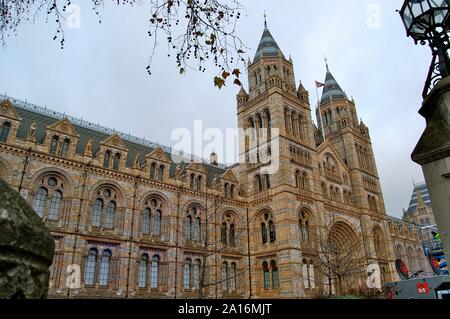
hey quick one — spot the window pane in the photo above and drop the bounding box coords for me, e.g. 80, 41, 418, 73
48, 190, 62, 220
272, 270, 279, 289
230, 263, 237, 291
194, 218, 201, 241
221, 223, 227, 245
261, 223, 267, 244
92, 199, 103, 227
151, 256, 159, 289
142, 208, 150, 234
103, 152, 111, 168
84, 249, 98, 285
185, 216, 192, 241
184, 260, 191, 289
33, 187, 48, 218
153, 210, 162, 236
264, 271, 270, 290
105, 201, 116, 229
50, 137, 59, 154
269, 222, 276, 243
99, 250, 112, 286
60, 140, 70, 157
138, 255, 148, 288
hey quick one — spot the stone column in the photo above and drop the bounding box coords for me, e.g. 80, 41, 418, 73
411, 77, 450, 263
0, 178, 55, 299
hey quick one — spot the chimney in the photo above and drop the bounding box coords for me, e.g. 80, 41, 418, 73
210, 152, 218, 166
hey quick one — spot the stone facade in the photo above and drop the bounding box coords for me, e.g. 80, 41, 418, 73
0, 23, 430, 299
402, 182, 436, 227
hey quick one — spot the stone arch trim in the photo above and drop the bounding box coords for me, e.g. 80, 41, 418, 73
28, 166, 75, 198
297, 205, 316, 222
181, 200, 206, 214
138, 190, 172, 212
87, 180, 127, 207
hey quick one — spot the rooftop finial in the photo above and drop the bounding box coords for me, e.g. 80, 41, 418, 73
324, 55, 329, 71
264, 11, 267, 28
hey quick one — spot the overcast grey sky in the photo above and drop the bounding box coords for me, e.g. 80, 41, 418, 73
0, 0, 431, 218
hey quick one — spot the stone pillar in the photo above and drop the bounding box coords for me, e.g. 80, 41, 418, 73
411, 77, 450, 263
0, 178, 55, 299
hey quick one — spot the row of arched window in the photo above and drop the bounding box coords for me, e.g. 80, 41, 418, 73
224, 183, 235, 199
284, 108, 307, 141
185, 207, 202, 242
84, 248, 113, 287
289, 146, 312, 166
0, 121, 11, 143
33, 177, 64, 221
221, 222, 236, 247
356, 143, 373, 171
138, 254, 160, 289
254, 174, 271, 193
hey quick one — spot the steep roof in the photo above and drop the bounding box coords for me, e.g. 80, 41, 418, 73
406, 182, 432, 215
321, 66, 347, 104
4, 96, 227, 186
253, 21, 285, 62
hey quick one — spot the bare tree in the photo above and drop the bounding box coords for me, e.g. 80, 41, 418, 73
0, 0, 246, 87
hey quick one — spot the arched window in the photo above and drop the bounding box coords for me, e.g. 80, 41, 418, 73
84, 248, 98, 285
113, 153, 121, 171
103, 151, 111, 168
299, 210, 311, 243
33, 176, 65, 220
184, 259, 192, 289
150, 163, 156, 179
222, 262, 228, 291
230, 185, 235, 199
48, 190, 62, 220
92, 199, 103, 227
58, 138, 70, 158
33, 187, 48, 218
151, 255, 160, 289
263, 261, 270, 290
105, 201, 116, 229
269, 221, 276, 243
142, 208, 151, 234
266, 110, 272, 130
264, 174, 271, 190
230, 263, 237, 291
92, 188, 118, 229
138, 254, 149, 288
224, 183, 229, 198
49, 136, 59, 155
271, 261, 279, 289
193, 259, 201, 290
0, 122, 11, 143
261, 223, 268, 244
221, 222, 228, 245
99, 250, 112, 286
158, 165, 164, 182
229, 224, 236, 247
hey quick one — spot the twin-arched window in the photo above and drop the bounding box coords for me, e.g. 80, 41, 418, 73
138, 254, 160, 289
185, 206, 202, 242
221, 213, 236, 247
254, 174, 271, 193
150, 163, 165, 181
184, 258, 202, 290
141, 197, 163, 237
190, 174, 203, 192
32, 176, 64, 221
295, 171, 309, 190
262, 260, 279, 290
91, 188, 118, 229
302, 259, 316, 289
261, 212, 276, 244
0, 122, 11, 143
222, 261, 237, 293
84, 248, 112, 287
299, 211, 312, 244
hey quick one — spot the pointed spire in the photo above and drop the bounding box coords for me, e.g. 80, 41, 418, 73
253, 14, 285, 62
320, 60, 347, 104
237, 86, 248, 96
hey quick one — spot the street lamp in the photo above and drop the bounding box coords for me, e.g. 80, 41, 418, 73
399, 0, 450, 98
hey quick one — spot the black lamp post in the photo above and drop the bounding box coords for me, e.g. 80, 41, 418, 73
399, 0, 450, 98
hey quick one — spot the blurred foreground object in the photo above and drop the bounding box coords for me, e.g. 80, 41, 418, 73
0, 178, 54, 299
